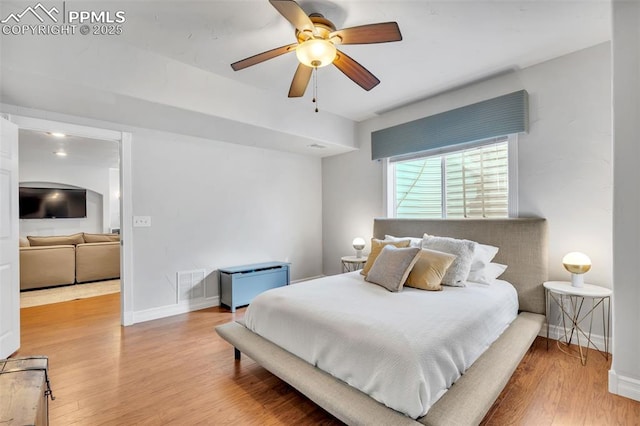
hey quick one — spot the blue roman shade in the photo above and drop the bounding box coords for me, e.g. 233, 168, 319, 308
371, 90, 529, 160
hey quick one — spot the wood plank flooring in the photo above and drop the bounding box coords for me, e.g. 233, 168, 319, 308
16, 294, 640, 425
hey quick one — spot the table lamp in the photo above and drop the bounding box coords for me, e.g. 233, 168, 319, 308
352, 237, 365, 258
562, 252, 591, 288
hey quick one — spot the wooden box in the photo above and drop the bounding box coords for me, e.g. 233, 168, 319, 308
0, 356, 51, 426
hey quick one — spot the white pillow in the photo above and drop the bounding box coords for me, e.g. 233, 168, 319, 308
422, 234, 477, 287
384, 235, 422, 248
467, 263, 508, 285
469, 243, 500, 273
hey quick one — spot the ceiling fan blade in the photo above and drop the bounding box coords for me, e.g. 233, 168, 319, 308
231, 43, 297, 71
269, 0, 314, 34
331, 22, 402, 45
288, 63, 313, 97
333, 50, 380, 91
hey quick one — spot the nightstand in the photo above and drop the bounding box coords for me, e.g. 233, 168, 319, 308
543, 280, 611, 365
341, 256, 368, 273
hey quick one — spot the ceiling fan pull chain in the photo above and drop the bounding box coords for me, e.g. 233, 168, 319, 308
313, 67, 319, 113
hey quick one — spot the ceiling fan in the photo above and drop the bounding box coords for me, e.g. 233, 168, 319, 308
231, 0, 402, 98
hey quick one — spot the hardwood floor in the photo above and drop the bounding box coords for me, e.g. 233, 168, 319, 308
16, 294, 640, 425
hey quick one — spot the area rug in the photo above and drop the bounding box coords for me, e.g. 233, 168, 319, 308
20, 279, 120, 308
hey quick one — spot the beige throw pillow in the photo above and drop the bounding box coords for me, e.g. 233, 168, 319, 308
361, 238, 411, 276
405, 249, 457, 291
365, 245, 421, 292
27, 232, 84, 246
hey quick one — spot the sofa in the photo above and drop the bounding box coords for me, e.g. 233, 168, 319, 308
19, 232, 120, 290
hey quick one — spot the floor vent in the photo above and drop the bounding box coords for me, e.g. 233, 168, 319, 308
176, 269, 206, 302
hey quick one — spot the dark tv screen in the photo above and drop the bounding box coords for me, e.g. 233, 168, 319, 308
19, 187, 87, 219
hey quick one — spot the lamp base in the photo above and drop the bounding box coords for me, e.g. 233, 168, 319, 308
355, 249, 363, 259
571, 273, 585, 288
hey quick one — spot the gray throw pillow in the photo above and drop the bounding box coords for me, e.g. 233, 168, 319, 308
422, 234, 477, 287
365, 245, 421, 292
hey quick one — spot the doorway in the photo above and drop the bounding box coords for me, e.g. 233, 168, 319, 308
9, 115, 133, 326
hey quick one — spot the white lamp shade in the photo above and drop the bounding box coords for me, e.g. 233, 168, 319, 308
296, 39, 337, 68
562, 252, 592, 274
562, 252, 591, 288
352, 237, 365, 250
352, 237, 365, 258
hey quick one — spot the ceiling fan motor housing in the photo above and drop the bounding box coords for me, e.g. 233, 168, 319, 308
296, 14, 337, 43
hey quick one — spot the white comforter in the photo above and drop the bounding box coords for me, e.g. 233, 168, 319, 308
244, 272, 518, 418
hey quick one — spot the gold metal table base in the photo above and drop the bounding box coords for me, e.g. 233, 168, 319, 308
545, 290, 610, 366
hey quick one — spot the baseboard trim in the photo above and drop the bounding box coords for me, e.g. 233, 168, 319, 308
609, 370, 640, 402
131, 274, 325, 324
133, 296, 220, 324
538, 323, 611, 354
291, 275, 325, 284
122, 311, 134, 326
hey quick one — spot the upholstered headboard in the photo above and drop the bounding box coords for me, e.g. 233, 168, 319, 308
373, 218, 548, 314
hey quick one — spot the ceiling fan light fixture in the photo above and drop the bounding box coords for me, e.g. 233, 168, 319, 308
296, 39, 336, 68
231, 1, 403, 98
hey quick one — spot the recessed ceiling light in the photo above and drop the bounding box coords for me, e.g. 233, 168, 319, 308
54, 151, 67, 157
48, 132, 66, 138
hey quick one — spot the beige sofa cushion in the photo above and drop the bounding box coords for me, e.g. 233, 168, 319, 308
27, 233, 84, 247
83, 233, 120, 243
76, 242, 120, 283
19, 237, 30, 247
20, 245, 76, 290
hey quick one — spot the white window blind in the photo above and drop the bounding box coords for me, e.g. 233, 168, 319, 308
392, 139, 510, 219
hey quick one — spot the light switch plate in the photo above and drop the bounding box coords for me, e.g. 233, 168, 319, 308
133, 216, 151, 227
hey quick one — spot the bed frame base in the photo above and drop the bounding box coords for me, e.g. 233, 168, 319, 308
216, 312, 544, 426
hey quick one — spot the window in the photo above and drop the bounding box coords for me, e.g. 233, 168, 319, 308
387, 136, 517, 219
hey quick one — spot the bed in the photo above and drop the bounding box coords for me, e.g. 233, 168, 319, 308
216, 218, 548, 425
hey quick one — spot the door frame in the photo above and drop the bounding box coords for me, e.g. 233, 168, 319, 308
0, 117, 20, 357
8, 115, 134, 326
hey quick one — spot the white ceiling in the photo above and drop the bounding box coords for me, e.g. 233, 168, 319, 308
0, 1, 612, 156
18, 129, 120, 169
118, 0, 611, 120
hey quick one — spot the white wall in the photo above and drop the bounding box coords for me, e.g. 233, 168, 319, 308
4, 101, 324, 328
324, 43, 612, 286
129, 128, 323, 312
18, 161, 112, 235
610, 0, 640, 402
4, 104, 323, 319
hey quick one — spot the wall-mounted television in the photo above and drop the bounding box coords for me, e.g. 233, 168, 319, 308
19, 187, 87, 219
